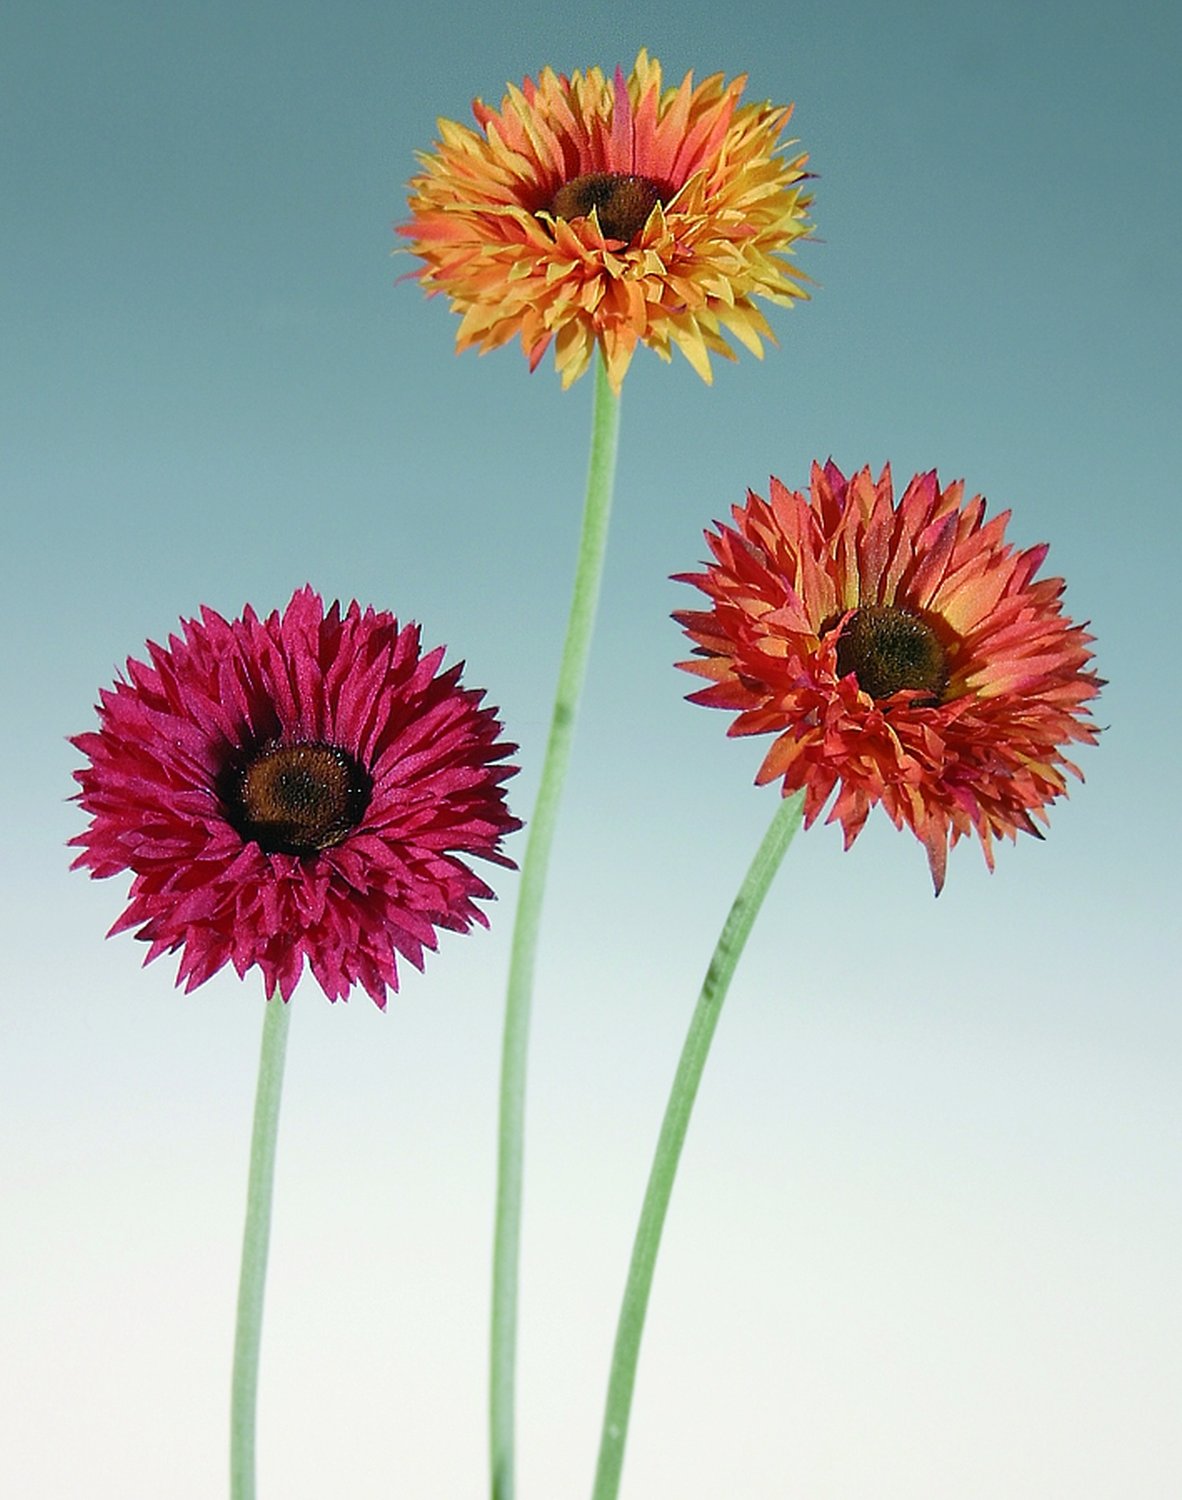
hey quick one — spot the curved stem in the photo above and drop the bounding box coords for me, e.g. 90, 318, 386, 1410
491, 357, 622, 1500
590, 790, 806, 1500
230, 990, 293, 1500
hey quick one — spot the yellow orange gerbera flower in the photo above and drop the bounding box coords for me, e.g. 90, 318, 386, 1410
399, 50, 813, 391
675, 463, 1102, 891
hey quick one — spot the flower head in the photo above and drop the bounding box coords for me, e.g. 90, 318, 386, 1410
70, 587, 521, 1004
675, 463, 1101, 892
400, 49, 813, 392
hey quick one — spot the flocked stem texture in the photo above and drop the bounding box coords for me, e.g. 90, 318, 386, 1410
491, 357, 622, 1500
591, 790, 805, 1500
230, 991, 293, 1500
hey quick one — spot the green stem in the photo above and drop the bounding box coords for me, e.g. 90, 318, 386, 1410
590, 790, 806, 1500
230, 990, 293, 1500
491, 357, 622, 1500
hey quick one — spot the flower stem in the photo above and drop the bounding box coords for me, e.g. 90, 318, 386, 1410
230, 990, 293, 1500
590, 790, 806, 1500
491, 357, 622, 1500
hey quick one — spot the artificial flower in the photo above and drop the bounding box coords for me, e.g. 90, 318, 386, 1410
400, 49, 812, 390
675, 463, 1101, 891
71, 587, 520, 1002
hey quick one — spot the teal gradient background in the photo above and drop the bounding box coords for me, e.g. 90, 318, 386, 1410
3, 1, 1179, 1495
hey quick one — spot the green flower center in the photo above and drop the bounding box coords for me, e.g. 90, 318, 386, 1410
226, 742, 370, 856
548, 172, 664, 244
834, 605, 948, 703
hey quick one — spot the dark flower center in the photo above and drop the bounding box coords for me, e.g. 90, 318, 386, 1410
834, 605, 949, 703
547, 172, 664, 243
225, 742, 371, 856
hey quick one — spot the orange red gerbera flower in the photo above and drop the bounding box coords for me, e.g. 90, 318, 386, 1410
400, 50, 813, 391
675, 463, 1102, 891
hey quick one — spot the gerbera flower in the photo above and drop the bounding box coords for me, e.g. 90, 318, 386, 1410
70, 587, 521, 1004
675, 463, 1101, 892
400, 49, 813, 391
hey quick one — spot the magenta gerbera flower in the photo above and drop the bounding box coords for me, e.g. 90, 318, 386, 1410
70, 587, 521, 1005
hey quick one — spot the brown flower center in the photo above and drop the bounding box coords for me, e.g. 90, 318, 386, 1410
834, 606, 948, 703
547, 172, 664, 244
226, 742, 370, 856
